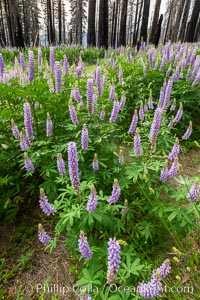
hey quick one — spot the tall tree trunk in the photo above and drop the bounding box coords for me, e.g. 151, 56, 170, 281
58, 0, 62, 43
172, 0, 185, 42
132, 0, 139, 46
113, 0, 119, 47
98, 0, 108, 48
140, 0, 150, 42
0, 0, 6, 46
178, 0, 191, 42
111, 1, 115, 47
186, 0, 200, 42
164, 0, 174, 44
77, 0, 82, 45
119, 0, 128, 46
135, 0, 143, 44
87, 0, 96, 46
62, 2, 66, 43
47, 0, 54, 44
149, 0, 161, 44
154, 14, 163, 47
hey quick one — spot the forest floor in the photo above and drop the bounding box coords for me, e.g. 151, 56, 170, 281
0, 148, 200, 300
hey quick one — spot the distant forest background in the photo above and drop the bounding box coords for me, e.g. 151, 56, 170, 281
0, 0, 200, 48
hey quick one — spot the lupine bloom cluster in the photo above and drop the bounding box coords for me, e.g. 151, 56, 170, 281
24, 152, 34, 172
109, 100, 119, 122
55, 61, 61, 93
24, 102, 34, 140
107, 238, 121, 284
96, 66, 102, 96
50, 47, 55, 73
168, 138, 180, 160
57, 153, 66, 175
100, 106, 106, 120
38, 49, 42, 72
19, 52, 26, 72
128, 109, 138, 134
63, 55, 69, 74
170, 98, 176, 111
68, 141, 80, 193
168, 157, 179, 179
76, 60, 84, 77
80, 295, 93, 300
0, 53, 4, 76
119, 94, 126, 110
46, 113, 53, 137
87, 79, 93, 115
11, 119, 20, 139
134, 129, 142, 156
149, 105, 163, 142
78, 231, 93, 259
109, 83, 115, 100
38, 224, 51, 245
69, 100, 79, 124
86, 185, 98, 212
169, 103, 183, 126
20, 131, 29, 151
182, 121, 192, 140
139, 101, 144, 121
107, 179, 121, 204
138, 260, 171, 298
92, 154, 99, 171
81, 124, 89, 150
28, 50, 34, 83
39, 188, 56, 216
187, 183, 200, 202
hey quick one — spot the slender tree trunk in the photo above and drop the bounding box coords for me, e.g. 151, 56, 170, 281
164, 0, 174, 44
87, 0, 96, 46
119, 0, 128, 46
132, 0, 139, 46
0, 0, 6, 46
155, 14, 163, 47
98, 0, 108, 48
186, 0, 200, 42
62, 3, 66, 43
111, 1, 115, 47
149, 0, 161, 44
140, 0, 150, 42
47, 0, 53, 44
178, 0, 191, 42
172, 0, 185, 42
135, 0, 143, 43
113, 0, 119, 47
77, 0, 82, 45
58, 0, 62, 43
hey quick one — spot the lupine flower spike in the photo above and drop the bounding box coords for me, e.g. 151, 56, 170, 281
57, 153, 66, 175
11, 119, 20, 139
138, 270, 162, 298
92, 153, 99, 171
187, 183, 200, 202
168, 138, 180, 160
78, 231, 93, 259
24, 152, 34, 171
38, 224, 51, 245
81, 124, 89, 150
134, 128, 142, 156
100, 105, 106, 120
46, 113, 53, 137
160, 160, 169, 183
128, 109, 138, 134
107, 179, 121, 204
182, 121, 192, 140
157, 259, 171, 278
107, 238, 121, 284
28, 50, 34, 83
86, 185, 98, 212
68, 141, 80, 193
168, 157, 179, 179
69, 99, 79, 124
39, 188, 56, 216
87, 79, 93, 115
20, 131, 29, 151
24, 102, 34, 140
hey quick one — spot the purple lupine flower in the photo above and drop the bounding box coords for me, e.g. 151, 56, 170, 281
78, 231, 93, 259
128, 109, 138, 134
159, 88, 165, 104
39, 188, 56, 216
148, 49, 155, 68
139, 102, 144, 121
38, 49, 42, 72
50, 47, 54, 74
68, 141, 80, 193
24, 152, 34, 171
24, 102, 34, 140
80, 295, 93, 300
19, 53, 26, 72
28, 50, 34, 83
55, 61, 61, 93
160, 160, 169, 183
38, 224, 51, 245
157, 259, 171, 278
168, 139, 180, 160
118, 150, 124, 165
119, 94, 126, 110
118, 68, 123, 84
187, 183, 200, 202
109, 100, 119, 122
11, 119, 20, 139
0, 53, 4, 76
87, 79, 93, 115
168, 158, 179, 179
63, 55, 69, 74
96, 66, 102, 96
163, 78, 173, 109
170, 98, 176, 111
134, 128, 142, 156
107, 237, 121, 284
109, 83, 115, 100
138, 270, 163, 299
182, 121, 192, 140
69, 100, 79, 124
46, 113, 53, 137
20, 132, 29, 151
76, 60, 84, 77
172, 103, 183, 123
92, 154, 99, 171
166, 65, 172, 77
72, 87, 83, 105
92, 93, 98, 113
81, 124, 89, 150
107, 179, 121, 204
57, 153, 66, 175
86, 185, 98, 212
100, 106, 106, 120
148, 89, 154, 109
192, 70, 200, 86
149, 106, 163, 142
